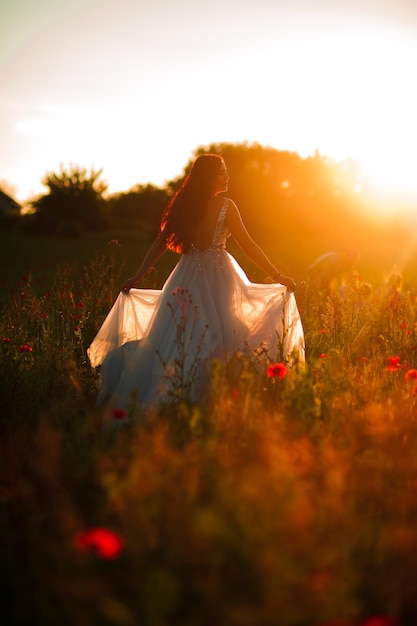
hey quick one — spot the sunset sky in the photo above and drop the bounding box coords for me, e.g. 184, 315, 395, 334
1, 0, 417, 203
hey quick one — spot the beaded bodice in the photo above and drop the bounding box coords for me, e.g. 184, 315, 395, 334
189, 199, 229, 253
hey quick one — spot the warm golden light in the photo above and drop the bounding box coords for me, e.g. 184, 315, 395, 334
1, 2, 417, 208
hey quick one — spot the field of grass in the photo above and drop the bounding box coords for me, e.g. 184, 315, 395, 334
2, 228, 417, 626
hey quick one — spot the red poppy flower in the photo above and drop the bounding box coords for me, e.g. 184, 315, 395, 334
266, 362, 287, 379
73, 527, 124, 559
19, 344, 33, 353
2, 337, 11, 343
405, 369, 417, 382
111, 408, 127, 420
385, 356, 401, 371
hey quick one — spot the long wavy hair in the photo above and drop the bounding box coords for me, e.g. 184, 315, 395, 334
161, 154, 225, 253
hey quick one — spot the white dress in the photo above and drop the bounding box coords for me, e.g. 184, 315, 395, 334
88, 200, 305, 412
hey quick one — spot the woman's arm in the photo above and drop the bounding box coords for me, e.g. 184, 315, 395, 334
226, 199, 296, 291
122, 233, 168, 292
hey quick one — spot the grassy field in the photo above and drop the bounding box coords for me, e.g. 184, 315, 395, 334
1, 228, 417, 626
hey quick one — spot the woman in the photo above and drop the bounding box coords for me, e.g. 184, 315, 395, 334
88, 154, 304, 413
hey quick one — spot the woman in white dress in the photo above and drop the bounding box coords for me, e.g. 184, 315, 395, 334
88, 154, 304, 413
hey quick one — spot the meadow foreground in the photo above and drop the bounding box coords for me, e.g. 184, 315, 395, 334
1, 239, 417, 626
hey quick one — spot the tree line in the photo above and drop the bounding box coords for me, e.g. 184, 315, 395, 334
5, 142, 414, 272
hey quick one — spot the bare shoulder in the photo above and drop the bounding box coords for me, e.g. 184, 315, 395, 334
224, 198, 241, 221
222, 197, 238, 215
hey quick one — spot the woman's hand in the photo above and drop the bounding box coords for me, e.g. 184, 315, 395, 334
278, 275, 296, 292
265, 273, 296, 292
122, 276, 140, 293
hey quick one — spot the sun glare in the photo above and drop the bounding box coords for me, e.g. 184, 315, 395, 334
361, 155, 417, 200
247, 23, 417, 209
4, 7, 417, 210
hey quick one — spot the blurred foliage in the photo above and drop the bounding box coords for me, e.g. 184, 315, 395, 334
24, 165, 109, 236
2, 245, 417, 625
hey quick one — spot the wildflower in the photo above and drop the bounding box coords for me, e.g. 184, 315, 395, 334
111, 408, 127, 421
107, 239, 121, 247
399, 322, 413, 335
19, 344, 33, 353
385, 356, 401, 371
73, 527, 124, 559
405, 369, 417, 382
320, 353, 329, 359
319, 329, 328, 334
2, 337, 11, 343
361, 356, 368, 363
266, 362, 287, 379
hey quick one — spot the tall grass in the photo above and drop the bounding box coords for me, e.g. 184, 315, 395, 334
1, 238, 417, 626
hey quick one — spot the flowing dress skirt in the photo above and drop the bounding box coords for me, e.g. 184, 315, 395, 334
88, 249, 305, 412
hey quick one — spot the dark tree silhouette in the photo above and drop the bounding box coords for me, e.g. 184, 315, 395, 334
105, 184, 168, 234
21, 144, 399, 275
27, 165, 108, 236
